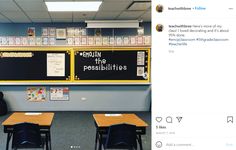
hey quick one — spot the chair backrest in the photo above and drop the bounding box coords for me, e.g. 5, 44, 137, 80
0, 91, 3, 100
105, 123, 137, 149
0, 91, 8, 116
12, 122, 43, 149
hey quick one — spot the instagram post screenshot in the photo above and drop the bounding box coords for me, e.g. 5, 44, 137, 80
0, 0, 151, 150
0, 0, 235, 150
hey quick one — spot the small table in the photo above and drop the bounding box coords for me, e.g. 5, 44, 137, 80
93, 113, 148, 150
2, 112, 54, 150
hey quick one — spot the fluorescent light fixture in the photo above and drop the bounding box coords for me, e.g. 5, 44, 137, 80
85, 20, 140, 28
45, 1, 102, 12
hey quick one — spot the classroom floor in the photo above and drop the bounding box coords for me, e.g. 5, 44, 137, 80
0, 111, 151, 150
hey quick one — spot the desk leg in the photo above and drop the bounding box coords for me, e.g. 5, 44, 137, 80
138, 135, 143, 150
98, 133, 102, 150
95, 129, 98, 150
45, 132, 49, 150
48, 131, 52, 150
6, 133, 12, 150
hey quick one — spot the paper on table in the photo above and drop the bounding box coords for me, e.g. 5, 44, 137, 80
25, 112, 42, 115
105, 114, 122, 117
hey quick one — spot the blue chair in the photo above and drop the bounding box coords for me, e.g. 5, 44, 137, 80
102, 123, 137, 150
0, 91, 8, 116
12, 122, 45, 150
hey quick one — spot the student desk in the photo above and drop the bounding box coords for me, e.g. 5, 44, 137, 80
2, 112, 54, 150
93, 114, 148, 150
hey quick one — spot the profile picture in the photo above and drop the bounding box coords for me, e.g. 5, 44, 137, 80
156, 24, 163, 32
156, 4, 163, 13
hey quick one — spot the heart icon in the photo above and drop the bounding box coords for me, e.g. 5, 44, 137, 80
156, 117, 162, 123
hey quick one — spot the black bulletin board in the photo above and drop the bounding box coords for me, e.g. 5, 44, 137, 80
74, 49, 150, 82
0, 50, 70, 81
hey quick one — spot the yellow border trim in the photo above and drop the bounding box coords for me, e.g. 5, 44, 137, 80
73, 47, 151, 83
0, 47, 73, 82
0, 47, 151, 84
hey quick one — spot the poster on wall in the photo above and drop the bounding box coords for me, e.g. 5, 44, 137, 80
102, 37, 109, 46
27, 27, 35, 37
74, 28, 81, 36
130, 36, 136, 45
137, 36, 143, 45
27, 87, 46, 102
49, 28, 56, 37
67, 37, 74, 45
29, 37, 36, 45
74, 37, 81, 45
36, 37, 42, 45
67, 27, 75, 37
1, 37, 8, 45
22, 37, 28, 45
56, 28, 66, 40
42, 28, 48, 36
95, 37, 102, 46
81, 28, 87, 36
50, 87, 69, 101
15, 37, 21, 45
123, 37, 130, 45
81, 36, 87, 45
144, 36, 151, 45
116, 36, 123, 46
137, 27, 144, 35
49, 37, 56, 45
8, 37, 15, 45
109, 37, 115, 45
42, 37, 48, 45
88, 37, 94, 45
47, 53, 65, 77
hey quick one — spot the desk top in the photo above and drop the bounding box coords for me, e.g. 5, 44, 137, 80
2, 112, 54, 126
93, 114, 148, 127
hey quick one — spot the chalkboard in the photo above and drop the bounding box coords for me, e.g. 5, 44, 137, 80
0, 50, 70, 81
74, 49, 150, 82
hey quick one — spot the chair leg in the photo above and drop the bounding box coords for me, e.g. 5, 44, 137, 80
6, 133, 12, 150
98, 133, 102, 150
137, 135, 143, 150
95, 130, 98, 150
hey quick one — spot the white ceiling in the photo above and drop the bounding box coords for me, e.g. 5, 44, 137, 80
0, 0, 151, 23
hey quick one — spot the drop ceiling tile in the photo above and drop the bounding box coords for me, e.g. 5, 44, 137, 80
45, 0, 74, 1
25, 11, 50, 19
52, 18, 72, 22
127, 1, 151, 11
117, 11, 145, 20
95, 11, 121, 20
0, 14, 11, 23
73, 12, 96, 19
73, 18, 86, 22
1, 11, 28, 19
31, 18, 52, 23
0, 1, 21, 11
11, 18, 31, 23
73, 17, 93, 22
50, 12, 72, 19
99, 1, 133, 11
15, 1, 48, 11
139, 10, 151, 21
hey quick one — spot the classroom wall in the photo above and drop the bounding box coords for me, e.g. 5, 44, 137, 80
0, 22, 151, 111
